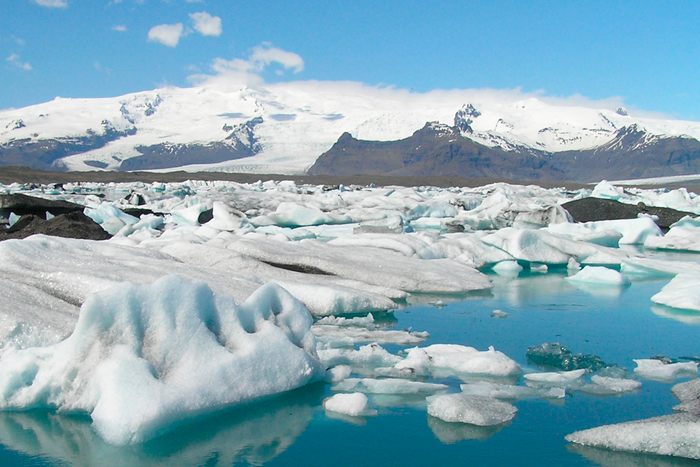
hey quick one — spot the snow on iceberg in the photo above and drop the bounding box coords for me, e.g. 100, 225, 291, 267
0, 276, 323, 445
426, 393, 517, 426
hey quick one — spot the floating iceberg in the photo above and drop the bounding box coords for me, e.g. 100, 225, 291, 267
566, 266, 631, 286
396, 344, 521, 377
0, 276, 323, 445
651, 274, 700, 312
426, 393, 517, 426
323, 393, 377, 417
633, 359, 698, 382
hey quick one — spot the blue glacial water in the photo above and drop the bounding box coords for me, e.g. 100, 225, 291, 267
2, 265, 700, 466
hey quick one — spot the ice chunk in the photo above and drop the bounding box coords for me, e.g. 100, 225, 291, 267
0, 276, 323, 445
204, 201, 249, 231
323, 393, 376, 417
312, 313, 429, 346
325, 365, 353, 383
491, 309, 509, 318
460, 381, 565, 400
547, 217, 662, 245
426, 393, 517, 426
646, 226, 700, 252
524, 369, 586, 385
651, 274, 700, 312
492, 260, 523, 276
317, 343, 402, 371
566, 266, 631, 286
566, 413, 700, 459
588, 376, 642, 394
633, 359, 698, 382
333, 378, 448, 395
252, 202, 351, 227
397, 344, 521, 377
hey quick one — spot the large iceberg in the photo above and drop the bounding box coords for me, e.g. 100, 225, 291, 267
0, 276, 323, 445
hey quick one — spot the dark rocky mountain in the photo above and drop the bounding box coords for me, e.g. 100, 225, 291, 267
0, 123, 136, 171
309, 122, 700, 183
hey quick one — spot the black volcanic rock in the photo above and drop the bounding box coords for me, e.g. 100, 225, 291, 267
0, 211, 111, 241
0, 193, 84, 217
562, 197, 694, 231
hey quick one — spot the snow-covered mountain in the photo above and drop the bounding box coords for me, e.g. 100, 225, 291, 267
2, 80, 700, 178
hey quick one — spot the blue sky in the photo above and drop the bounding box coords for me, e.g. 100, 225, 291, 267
2, 0, 699, 120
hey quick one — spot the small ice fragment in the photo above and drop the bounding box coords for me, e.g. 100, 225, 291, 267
8, 212, 20, 227
323, 393, 376, 417
492, 261, 523, 276
332, 378, 448, 395
633, 359, 699, 382
524, 369, 586, 384
491, 309, 508, 318
326, 365, 353, 383
426, 393, 517, 426
672, 379, 700, 413
589, 375, 641, 393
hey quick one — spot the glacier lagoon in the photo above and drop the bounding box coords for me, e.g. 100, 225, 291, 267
2, 179, 700, 465
1, 269, 699, 467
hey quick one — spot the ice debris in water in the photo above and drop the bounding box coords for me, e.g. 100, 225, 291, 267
459, 381, 565, 400
332, 378, 448, 395
323, 393, 377, 417
0, 276, 323, 445
526, 343, 610, 372
426, 393, 517, 426
491, 309, 508, 318
524, 369, 586, 385
633, 359, 698, 382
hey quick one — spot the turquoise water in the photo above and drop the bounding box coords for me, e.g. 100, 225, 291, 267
2, 270, 700, 466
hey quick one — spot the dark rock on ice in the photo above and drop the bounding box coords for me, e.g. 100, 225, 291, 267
0, 211, 112, 241
526, 343, 610, 372
0, 193, 84, 218
561, 197, 694, 231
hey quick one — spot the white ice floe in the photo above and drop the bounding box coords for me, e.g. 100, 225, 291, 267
0, 276, 323, 445
566, 413, 700, 459
459, 381, 565, 400
672, 378, 700, 414
332, 378, 448, 395
323, 393, 377, 417
396, 344, 521, 377
547, 217, 662, 246
317, 343, 403, 372
524, 369, 587, 385
633, 359, 699, 382
651, 274, 700, 312
426, 393, 517, 426
588, 375, 642, 394
566, 266, 631, 286
312, 313, 429, 346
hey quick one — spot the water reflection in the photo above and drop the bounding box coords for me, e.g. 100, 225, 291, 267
0, 384, 323, 467
488, 272, 575, 306
427, 415, 508, 444
651, 304, 700, 325
567, 443, 700, 467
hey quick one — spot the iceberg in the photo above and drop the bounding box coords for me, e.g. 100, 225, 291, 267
0, 276, 323, 445
651, 274, 700, 312
323, 393, 377, 417
396, 344, 521, 377
633, 359, 698, 382
566, 266, 631, 286
426, 393, 517, 426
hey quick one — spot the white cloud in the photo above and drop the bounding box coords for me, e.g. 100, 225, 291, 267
209, 43, 304, 77
189, 11, 222, 37
148, 23, 184, 47
112, 25, 127, 32
6, 54, 32, 71
32, 0, 67, 7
